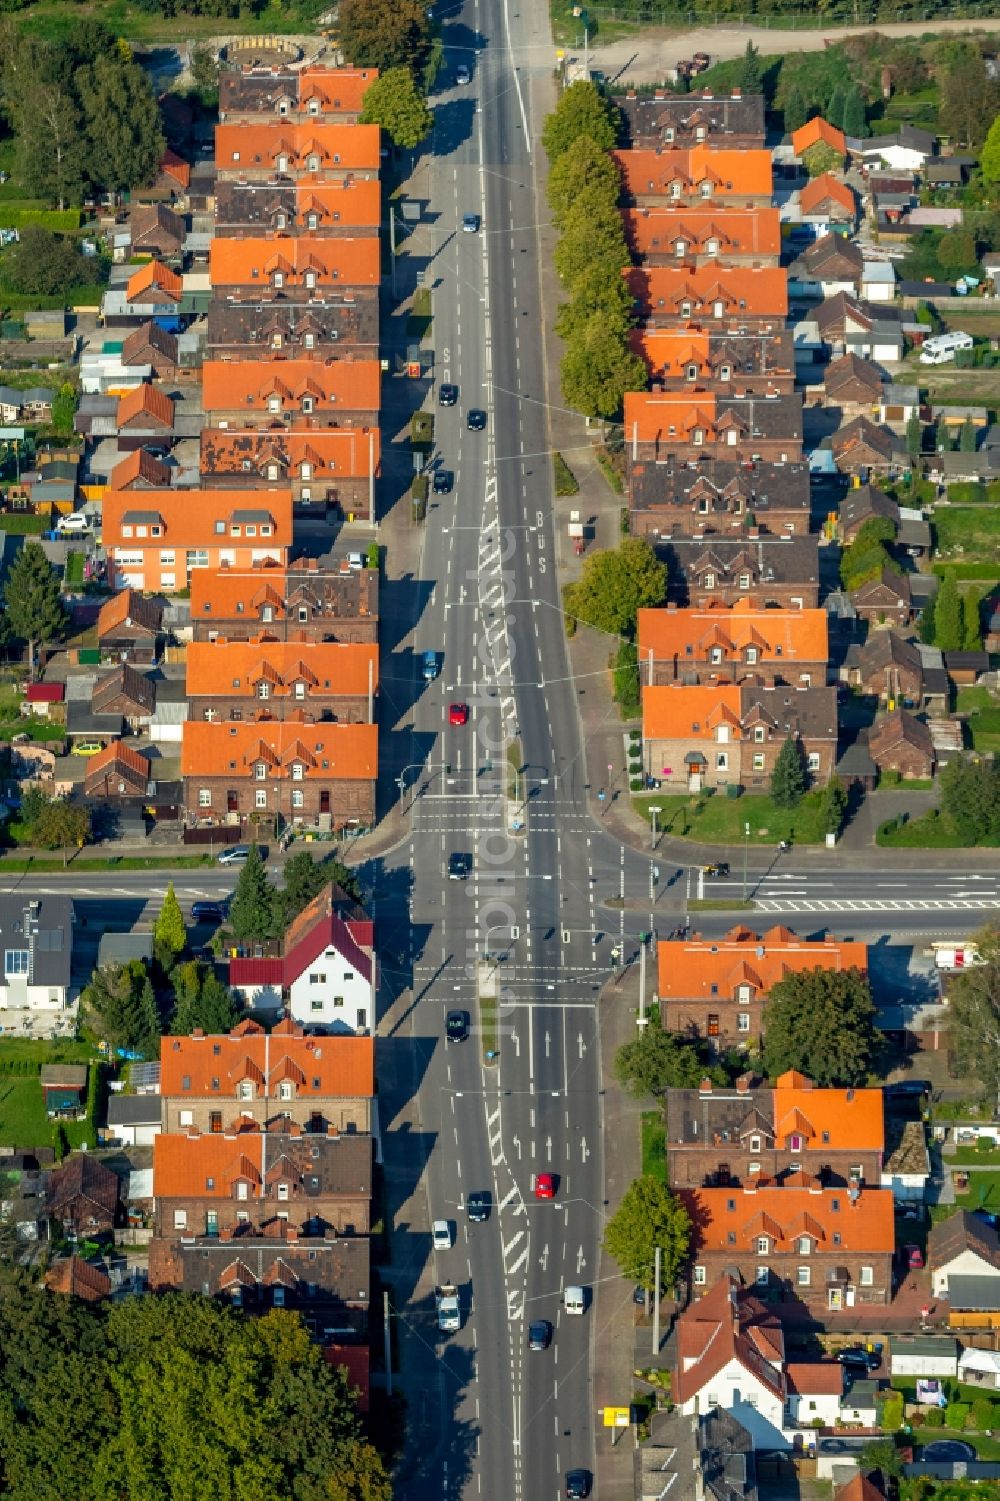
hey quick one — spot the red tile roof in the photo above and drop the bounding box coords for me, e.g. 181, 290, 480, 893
625, 264, 788, 320
84, 742, 151, 783
160, 148, 191, 188
110, 449, 172, 489
657, 924, 868, 997
214, 122, 381, 171
159, 1021, 374, 1098
299, 66, 377, 115
674, 1273, 785, 1404
681, 1183, 895, 1256
623, 206, 780, 259
116, 383, 175, 430
208, 236, 379, 289
185, 639, 378, 698
96, 588, 162, 639
126, 261, 182, 302
615, 147, 772, 200
201, 358, 380, 413
800, 173, 855, 216
102, 487, 294, 552
637, 600, 828, 666
198, 427, 379, 482
180, 720, 377, 782
792, 118, 846, 157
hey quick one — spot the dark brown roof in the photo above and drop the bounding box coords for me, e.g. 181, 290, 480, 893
47, 1155, 119, 1220
630, 457, 810, 517
44, 1255, 112, 1302
796, 233, 863, 279
839, 485, 899, 534
741, 684, 839, 743
657, 534, 820, 592
148, 1227, 369, 1312
616, 89, 765, 148
91, 665, 156, 716
825, 353, 884, 400
129, 202, 185, 248
868, 708, 934, 760
205, 296, 378, 353
928, 1209, 1000, 1273
856, 629, 921, 678
97, 588, 163, 640
851, 568, 912, 607
121, 321, 179, 367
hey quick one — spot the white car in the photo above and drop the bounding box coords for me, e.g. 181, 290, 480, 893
56, 512, 90, 533
347, 551, 364, 571
432, 1219, 453, 1251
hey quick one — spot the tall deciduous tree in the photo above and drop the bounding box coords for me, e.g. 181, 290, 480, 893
940, 756, 1000, 846
555, 261, 636, 343
940, 53, 1000, 149
762, 968, 881, 1086
31, 799, 89, 863
982, 114, 1000, 183
12, 82, 86, 209
0, 227, 88, 298
615, 1027, 724, 1098
542, 80, 620, 160
603, 1176, 691, 1292
359, 66, 433, 148
547, 133, 620, 227
559, 316, 647, 420
338, 0, 431, 76
948, 924, 1000, 1112
77, 52, 164, 193
770, 735, 807, 807
2, 541, 67, 675
934, 572, 963, 652
563, 538, 666, 639
553, 190, 629, 289
228, 844, 276, 945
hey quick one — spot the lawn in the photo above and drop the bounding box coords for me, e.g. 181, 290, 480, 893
641, 1111, 666, 1184
0, 514, 47, 534
64, 551, 85, 589
949, 1145, 1000, 1165
0, 1075, 53, 1148
944, 1170, 1000, 1213
632, 789, 830, 846
876, 811, 1000, 849
956, 687, 1000, 754
932, 504, 1000, 566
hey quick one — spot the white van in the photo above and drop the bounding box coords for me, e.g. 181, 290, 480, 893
563, 1285, 586, 1315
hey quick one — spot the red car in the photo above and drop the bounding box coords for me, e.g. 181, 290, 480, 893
535, 1172, 556, 1200
449, 703, 469, 726
905, 1243, 924, 1269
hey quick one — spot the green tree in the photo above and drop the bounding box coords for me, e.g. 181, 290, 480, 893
547, 132, 620, 227
763, 968, 881, 1086
615, 1027, 723, 1098
542, 80, 619, 160
949, 925, 1000, 1111
228, 843, 276, 945
820, 775, 848, 837
0, 226, 87, 298
840, 515, 896, 591
603, 1176, 691, 1293
359, 66, 433, 149
563, 537, 666, 639
802, 140, 843, 177
50, 382, 77, 439
170, 960, 240, 1036
783, 86, 808, 135
3, 541, 67, 675
962, 593, 982, 650
553, 188, 629, 289
940, 53, 1000, 149
919, 585, 937, 645
982, 113, 1000, 183
11, 81, 86, 210
77, 52, 165, 193
906, 412, 922, 463
842, 85, 866, 139
278, 851, 360, 928
188, 46, 220, 108
934, 571, 964, 652
959, 416, 978, 452
740, 42, 763, 97
560, 316, 647, 420
82, 961, 161, 1056
613, 638, 639, 718
555, 261, 636, 343
338, 0, 431, 76
155, 882, 187, 961
825, 86, 845, 131
856, 1442, 904, 1481
940, 757, 1000, 846
939, 230, 979, 277
31, 799, 89, 862
770, 734, 807, 807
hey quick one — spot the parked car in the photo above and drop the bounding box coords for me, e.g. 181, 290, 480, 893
837, 1346, 880, 1372
432, 1220, 453, 1251
218, 844, 251, 865
886, 1079, 931, 1098
70, 740, 104, 757
191, 902, 224, 924
56, 512, 91, 533
905, 1243, 924, 1269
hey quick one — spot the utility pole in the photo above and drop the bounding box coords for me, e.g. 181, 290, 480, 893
639, 939, 646, 1029
742, 821, 750, 902
384, 1288, 392, 1396
652, 1245, 661, 1357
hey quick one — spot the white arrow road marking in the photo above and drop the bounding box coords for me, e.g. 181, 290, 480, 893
581, 1137, 589, 1163
576, 1245, 586, 1274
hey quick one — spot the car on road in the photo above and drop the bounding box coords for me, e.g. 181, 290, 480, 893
218, 844, 252, 865
70, 740, 104, 756
56, 511, 91, 533
837, 1346, 880, 1372
432, 1220, 453, 1251
466, 408, 487, 431
191, 902, 224, 924
633, 1285, 648, 1306
433, 469, 453, 494
702, 862, 730, 878
448, 852, 471, 881
455, 62, 471, 84
449, 702, 469, 726
565, 1471, 591, 1499
904, 1243, 924, 1269
422, 650, 439, 681
446, 1009, 469, 1042
462, 212, 480, 233
466, 1191, 490, 1222
438, 383, 458, 406
534, 1172, 556, 1200
528, 1320, 552, 1351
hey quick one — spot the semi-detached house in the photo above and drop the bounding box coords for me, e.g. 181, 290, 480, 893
190, 562, 379, 645
102, 486, 293, 592
626, 264, 788, 328
199, 427, 380, 516
213, 178, 382, 237
201, 357, 381, 428
614, 147, 773, 207
214, 123, 381, 181
185, 638, 378, 723
622, 206, 781, 266
219, 66, 378, 124
624, 389, 802, 464
208, 237, 380, 298
617, 89, 766, 151
631, 327, 796, 392
637, 600, 828, 687
206, 298, 379, 361
628, 458, 811, 541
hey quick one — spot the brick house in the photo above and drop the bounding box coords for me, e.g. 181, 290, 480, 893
657, 923, 868, 1047
116, 384, 175, 446
830, 416, 905, 477
637, 600, 828, 687
656, 534, 820, 609
110, 449, 174, 492
102, 486, 292, 593
185, 639, 378, 723
47, 1154, 120, 1236
846, 630, 925, 706
616, 89, 766, 150
665, 1071, 885, 1189
789, 234, 863, 298
97, 588, 163, 664
838, 485, 899, 544
622, 207, 781, 267
83, 742, 151, 801
624, 390, 802, 465
190, 562, 378, 644
148, 1227, 370, 1335
798, 174, 857, 230
213, 179, 381, 237
214, 123, 381, 181
219, 66, 378, 124
867, 709, 935, 779
201, 358, 380, 429
642, 683, 839, 794
159, 1019, 374, 1136
631, 327, 796, 393
629, 459, 811, 540
181, 719, 377, 830
121, 322, 180, 381
823, 353, 884, 411
198, 428, 379, 517
208, 237, 379, 300
206, 300, 379, 362
614, 147, 773, 208
152, 1126, 373, 1239
124, 260, 182, 315
91, 666, 156, 729
626, 265, 788, 329
682, 1181, 895, 1309
129, 202, 185, 259
791, 117, 847, 163
850, 568, 912, 627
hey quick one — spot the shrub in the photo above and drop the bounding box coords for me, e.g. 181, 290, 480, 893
970, 1398, 997, 1431
630, 776, 644, 791
977, 1135, 997, 1153
946, 1402, 970, 1431
924, 1407, 945, 1427
881, 1392, 904, 1431
553, 451, 579, 496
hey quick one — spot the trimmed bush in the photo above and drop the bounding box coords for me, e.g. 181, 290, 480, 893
946, 1402, 970, 1431
630, 776, 644, 791
553, 451, 579, 496
969, 1398, 998, 1431
924, 1407, 946, 1427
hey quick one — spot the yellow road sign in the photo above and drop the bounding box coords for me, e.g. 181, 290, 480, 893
603, 1406, 630, 1428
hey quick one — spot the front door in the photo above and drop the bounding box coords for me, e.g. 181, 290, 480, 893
320, 790, 331, 814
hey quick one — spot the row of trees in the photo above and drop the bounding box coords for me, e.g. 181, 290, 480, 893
921, 572, 982, 654
227, 845, 360, 947
0, 1268, 390, 1501
543, 83, 647, 421
0, 20, 165, 208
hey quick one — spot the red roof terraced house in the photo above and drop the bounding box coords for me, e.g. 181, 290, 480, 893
96, 588, 163, 664
614, 146, 773, 207
622, 206, 781, 266
623, 389, 802, 464
208, 237, 379, 306
115, 384, 175, 449
219, 64, 378, 124
200, 358, 381, 429
190, 560, 378, 645
198, 427, 380, 517
159, 1018, 374, 1135
230, 879, 376, 1034
656, 922, 867, 1048
636, 599, 828, 687
214, 123, 381, 181
102, 486, 292, 592
625, 264, 788, 328
682, 1179, 896, 1308
213, 177, 382, 237
181, 719, 377, 832
630, 327, 796, 393
185, 638, 378, 723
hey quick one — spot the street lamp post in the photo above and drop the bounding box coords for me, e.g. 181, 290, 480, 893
648, 804, 662, 850
483, 922, 510, 969
742, 822, 751, 901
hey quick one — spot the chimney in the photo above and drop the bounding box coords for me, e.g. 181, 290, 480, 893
699, 1076, 713, 1093
654, 89, 665, 100
286, 1226, 299, 1243
748, 526, 760, 539
731, 87, 742, 98
220, 1227, 234, 1241
735, 1073, 752, 1094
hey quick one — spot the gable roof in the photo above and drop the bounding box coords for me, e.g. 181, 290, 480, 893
186, 639, 378, 698
772, 1072, 883, 1154
824, 352, 883, 399
125, 260, 182, 302
199, 426, 380, 481
201, 358, 380, 413
189, 560, 377, 626
159, 148, 190, 188
47, 1154, 119, 1219
153, 1128, 372, 1200
658, 925, 867, 999
792, 117, 847, 156
209, 236, 379, 289
91, 665, 156, 716
682, 1183, 895, 1255
97, 588, 162, 640
233, 881, 374, 991
868, 708, 934, 758
122, 320, 179, 366
44, 1256, 112, 1303
102, 487, 294, 552
644, 681, 740, 740
84, 741, 151, 791
110, 449, 173, 490
928, 1209, 1000, 1272
159, 1022, 374, 1099
130, 201, 185, 244
117, 383, 175, 431
180, 720, 376, 781
637, 600, 828, 665
643, 682, 838, 745
626, 264, 788, 320
674, 1273, 785, 1405
623, 206, 781, 260
631, 326, 795, 384
214, 177, 382, 230
799, 174, 855, 216
614, 147, 773, 200
214, 122, 381, 172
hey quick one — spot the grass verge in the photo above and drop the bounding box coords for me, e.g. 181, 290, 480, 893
595, 445, 624, 495
553, 451, 579, 496
406, 286, 432, 340
876, 811, 999, 849
0, 854, 214, 871
506, 740, 523, 802
688, 899, 755, 912
631, 789, 830, 845
641, 1111, 666, 1184
479, 995, 498, 1064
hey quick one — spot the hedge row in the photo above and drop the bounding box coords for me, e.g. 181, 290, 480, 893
0, 207, 81, 232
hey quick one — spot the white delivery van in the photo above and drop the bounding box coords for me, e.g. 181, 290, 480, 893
563, 1285, 586, 1315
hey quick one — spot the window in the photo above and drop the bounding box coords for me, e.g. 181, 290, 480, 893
707, 237, 719, 254
209, 1111, 222, 1133
236, 1181, 249, 1201
860, 1265, 874, 1286
797, 1266, 811, 1287
4, 950, 28, 977
307, 212, 318, 229
693, 1265, 706, 1285
851, 1164, 863, 1180
294, 681, 306, 700
291, 790, 304, 809
278, 1081, 293, 1101
692, 427, 704, 446
273, 1287, 285, 1307
255, 762, 267, 780
680, 300, 692, 318
737, 984, 751, 1003
686, 363, 698, 380
738, 573, 751, 590
756, 1235, 769, 1254
738, 1013, 750, 1032
798, 1236, 811, 1255
831, 1198, 841, 1212
332, 995, 344, 1009
833, 1231, 842, 1246
710, 646, 724, 665
675, 239, 686, 258
750, 1135, 761, 1153
808, 752, 821, 772
255, 789, 267, 809
198, 788, 211, 808
752, 755, 765, 772
748, 1161, 760, 1175
179, 1108, 193, 1127
160, 550, 175, 565
273, 271, 284, 290
304, 332, 315, 350
746, 647, 758, 665
238, 1080, 254, 1100
291, 761, 304, 779
311, 973, 327, 986
727, 1229, 737, 1242
716, 753, 728, 770
755, 1266, 768, 1284
311, 998, 324, 1013
707, 1014, 720, 1036
277, 1182, 289, 1201
174, 1209, 188, 1230
704, 572, 715, 588
357, 1009, 367, 1027
258, 681, 270, 700
276, 212, 287, 229
789, 1134, 803, 1152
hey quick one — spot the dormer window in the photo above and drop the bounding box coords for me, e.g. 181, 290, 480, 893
255, 761, 267, 779
726, 428, 738, 445
262, 606, 274, 623
686, 363, 698, 380
754, 725, 766, 742
790, 1133, 803, 1152
665, 126, 675, 142
275, 212, 287, 229
271, 332, 282, 349
692, 427, 704, 446
267, 464, 279, 481
707, 237, 719, 254
749, 1135, 761, 1153
710, 646, 723, 664
257, 681, 270, 700
670, 180, 682, 199
714, 300, 725, 319
273, 271, 284, 289
719, 363, 731, 380
704, 571, 715, 588
674, 239, 686, 258
308, 98, 320, 115
746, 646, 758, 664
680, 301, 692, 318
700, 179, 713, 198
278, 1080, 293, 1100
302, 396, 314, 414
304, 270, 316, 289
756, 1236, 769, 1254
307, 154, 320, 170
276, 154, 287, 172
238, 1080, 254, 1100
307, 211, 318, 229
277, 1182, 289, 1200
291, 761, 304, 779
303, 332, 315, 349
739, 573, 751, 589
300, 462, 312, 480
798, 1236, 811, 1255
268, 395, 281, 413
294, 680, 306, 699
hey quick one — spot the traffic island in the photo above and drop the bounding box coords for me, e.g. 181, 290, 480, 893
477, 958, 499, 1065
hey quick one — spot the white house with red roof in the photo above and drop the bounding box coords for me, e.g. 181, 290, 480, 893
229, 881, 375, 1034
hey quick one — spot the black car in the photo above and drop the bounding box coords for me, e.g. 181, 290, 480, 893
191, 901, 224, 923
528, 1320, 552, 1351
467, 1191, 490, 1223
448, 852, 471, 880
633, 1284, 648, 1307
433, 469, 454, 494
439, 383, 458, 406
886, 1079, 931, 1098
446, 1009, 469, 1042
565, 1472, 590, 1500
466, 408, 487, 431
837, 1346, 880, 1372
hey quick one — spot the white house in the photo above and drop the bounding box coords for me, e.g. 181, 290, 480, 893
0, 895, 73, 1012
890, 1336, 960, 1379
674, 1275, 788, 1448
861, 260, 896, 303
230, 882, 376, 1035
928, 1210, 1000, 1300
958, 1347, 1000, 1390
839, 1379, 879, 1429
858, 126, 936, 173
785, 1364, 844, 1429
